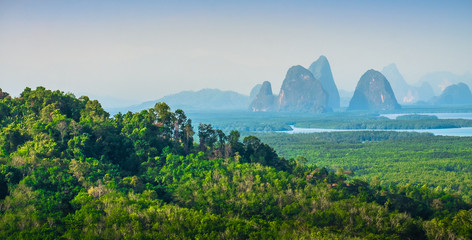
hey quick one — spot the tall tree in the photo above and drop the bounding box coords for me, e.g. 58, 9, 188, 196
215, 129, 227, 158
154, 102, 175, 139
198, 123, 216, 153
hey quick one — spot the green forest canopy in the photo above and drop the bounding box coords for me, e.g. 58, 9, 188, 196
0, 87, 470, 239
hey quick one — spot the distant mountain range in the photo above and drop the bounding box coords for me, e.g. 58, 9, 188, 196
381, 64, 472, 104
431, 82, 472, 105
106, 57, 472, 114
108, 88, 249, 114
249, 81, 276, 112
308, 56, 340, 109
250, 56, 339, 113
381, 64, 436, 104
277, 65, 329, 113
381, 64, 418, 104
417, 71, 472, 96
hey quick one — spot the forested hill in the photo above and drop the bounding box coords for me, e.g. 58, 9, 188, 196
0, 87, 471, 239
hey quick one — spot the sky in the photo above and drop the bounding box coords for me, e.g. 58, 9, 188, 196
1, 0, 471, 107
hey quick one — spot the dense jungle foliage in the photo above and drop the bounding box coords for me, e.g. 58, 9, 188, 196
0, 87, 471, 239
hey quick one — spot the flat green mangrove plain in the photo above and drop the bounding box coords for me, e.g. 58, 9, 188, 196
255, 131, 472, 202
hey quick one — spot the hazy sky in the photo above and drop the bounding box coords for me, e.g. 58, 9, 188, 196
1, 0, 471, 107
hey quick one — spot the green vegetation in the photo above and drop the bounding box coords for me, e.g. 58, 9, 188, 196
294, 118, 472, 129
186, 111, 472, 132
395, 114, 438, 120
256, 131, 472, 202
0, 87, 471, 239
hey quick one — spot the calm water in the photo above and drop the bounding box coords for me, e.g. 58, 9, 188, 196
286, 126, 472, 137
281, 113, 472, 136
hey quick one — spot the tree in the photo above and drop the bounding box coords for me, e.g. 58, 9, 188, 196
173, 109, 194, 154
228, 130, 244, 157
243, 135, 289, 170
174, 109, 187, 139
183, 119, 194, 154
57, 120, 68, 143
198, 123, 216, 153
215, 129, 227, 158
154, 102, 175, 139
